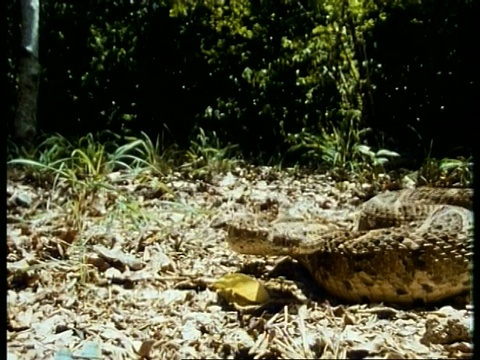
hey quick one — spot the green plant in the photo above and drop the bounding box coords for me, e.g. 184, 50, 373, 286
8, 133, 156, 230
114, 131, 177, 176
103, 195, 151, 233
287, 114, 399, 172
7, 133, 74, 163
416, 156, 472, 187
8, 131, 174, 179
182, 128, 240, 177
439, 157, 473, 186
10, 134, 112, 188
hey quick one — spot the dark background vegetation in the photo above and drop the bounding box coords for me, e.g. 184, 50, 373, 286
5, 0, 475, 166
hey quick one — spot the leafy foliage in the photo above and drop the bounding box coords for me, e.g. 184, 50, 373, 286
5, 0, 473, 165
417, 156, 473, 187
182, 128, 241, 178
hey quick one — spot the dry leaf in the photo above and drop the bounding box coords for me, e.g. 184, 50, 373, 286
137, 340, 155, 358
213, 273, 270, 306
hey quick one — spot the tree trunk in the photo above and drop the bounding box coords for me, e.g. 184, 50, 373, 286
14, 0, 40, 141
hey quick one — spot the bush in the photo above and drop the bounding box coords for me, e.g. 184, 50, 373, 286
5, 0, 473, 164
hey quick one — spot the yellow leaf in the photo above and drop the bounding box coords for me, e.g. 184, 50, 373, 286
213, 273, 270, 307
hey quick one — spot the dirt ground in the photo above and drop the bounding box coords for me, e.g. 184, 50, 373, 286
7, 166, 473, 359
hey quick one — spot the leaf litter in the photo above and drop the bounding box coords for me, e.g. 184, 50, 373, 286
7, 166, 473, 359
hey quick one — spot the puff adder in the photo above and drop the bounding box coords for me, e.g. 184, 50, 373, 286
226, 187, 473, 305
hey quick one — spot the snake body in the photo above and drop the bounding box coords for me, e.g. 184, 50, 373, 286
226, 188, 473, 305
